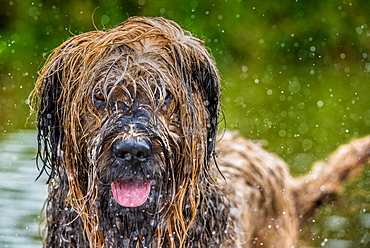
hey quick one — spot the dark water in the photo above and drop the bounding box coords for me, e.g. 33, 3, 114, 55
0, 130, 45, 247
0, 130, 369, 247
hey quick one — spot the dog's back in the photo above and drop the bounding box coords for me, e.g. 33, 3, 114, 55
216, 131, 370, 247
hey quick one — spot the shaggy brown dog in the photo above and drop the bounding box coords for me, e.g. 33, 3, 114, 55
30, 17, 370, 247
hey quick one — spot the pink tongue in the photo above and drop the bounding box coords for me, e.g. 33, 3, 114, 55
111, 179, 151, 207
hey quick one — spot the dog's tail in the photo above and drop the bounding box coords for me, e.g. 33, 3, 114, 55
292, 135, 370, 225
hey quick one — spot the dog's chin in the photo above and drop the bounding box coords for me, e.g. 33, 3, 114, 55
111, 177, 152, 208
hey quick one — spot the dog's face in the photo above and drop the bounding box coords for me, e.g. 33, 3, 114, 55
33, 17, 221, 210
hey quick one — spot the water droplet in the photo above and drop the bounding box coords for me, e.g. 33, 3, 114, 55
124, 153, 132, 160
356, 26, 363, 35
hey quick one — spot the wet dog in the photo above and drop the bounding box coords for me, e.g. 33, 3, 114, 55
30, 17, 370, 247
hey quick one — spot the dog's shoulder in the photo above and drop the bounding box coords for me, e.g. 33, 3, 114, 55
216, 130, 291, 178
215, 130, 298, 247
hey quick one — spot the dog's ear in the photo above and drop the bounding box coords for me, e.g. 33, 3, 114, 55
191, 49, 220, 162
32, 33, 94, 181
172, 38, 221, 163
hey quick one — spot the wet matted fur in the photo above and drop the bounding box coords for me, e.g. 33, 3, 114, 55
30, 17, 370, 247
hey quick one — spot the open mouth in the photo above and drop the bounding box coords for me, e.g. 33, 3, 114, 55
111, 177, 151, 207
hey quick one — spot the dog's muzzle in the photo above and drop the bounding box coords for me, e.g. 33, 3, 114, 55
110, 137, 154, 208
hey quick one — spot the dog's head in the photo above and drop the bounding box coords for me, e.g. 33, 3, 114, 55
31, 16, 221, 245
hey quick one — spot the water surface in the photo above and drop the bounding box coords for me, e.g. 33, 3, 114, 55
0, 130, 45, 247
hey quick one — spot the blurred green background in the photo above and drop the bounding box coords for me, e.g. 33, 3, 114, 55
0, 0, 369, 246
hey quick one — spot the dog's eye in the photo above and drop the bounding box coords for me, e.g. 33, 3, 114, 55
164, 90, 173, 104
94, 90, 105, 102
155, 89, 173, 106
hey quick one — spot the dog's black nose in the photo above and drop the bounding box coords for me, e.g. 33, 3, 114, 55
112, 137, 152, 161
